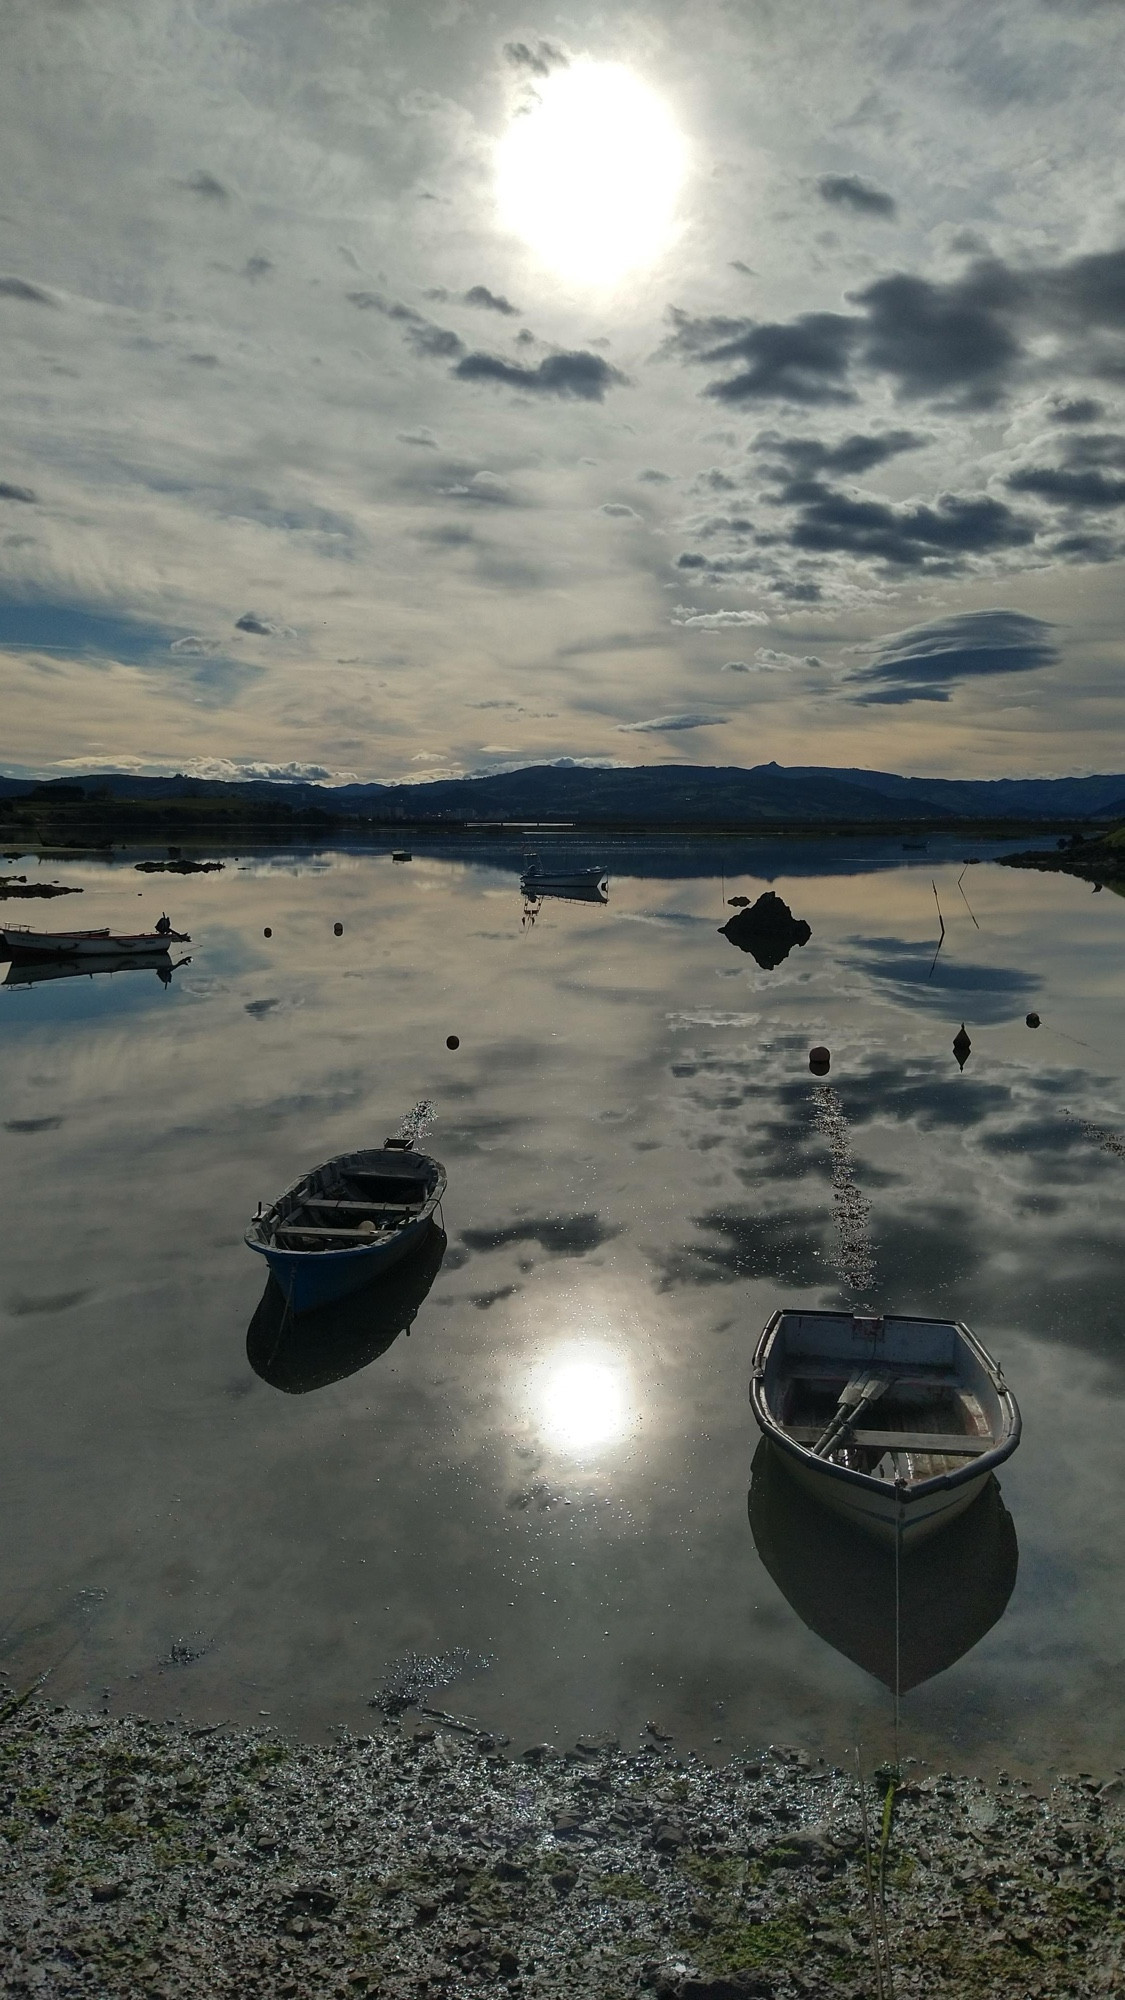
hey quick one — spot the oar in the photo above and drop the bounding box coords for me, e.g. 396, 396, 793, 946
812, 1369, 891, 1458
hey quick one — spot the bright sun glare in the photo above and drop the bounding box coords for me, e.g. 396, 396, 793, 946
536, 1345, 632, 1453
496, 61, 686, 286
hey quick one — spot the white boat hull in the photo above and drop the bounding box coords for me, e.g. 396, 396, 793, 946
774, 1443, 991, 1545
751, 1307, 1020, 1547
1, 926, 188, 960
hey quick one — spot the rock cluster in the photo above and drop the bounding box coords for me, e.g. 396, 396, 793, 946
1, 1699, 1122, 1998
718, 895, 811, 971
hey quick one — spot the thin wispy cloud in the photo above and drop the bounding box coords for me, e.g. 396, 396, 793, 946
618, 712, 728, 732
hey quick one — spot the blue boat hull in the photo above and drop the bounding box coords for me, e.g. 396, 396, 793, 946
250, 1213, 432, 1313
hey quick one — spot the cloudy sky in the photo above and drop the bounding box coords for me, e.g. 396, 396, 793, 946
3, 0, 1125, 785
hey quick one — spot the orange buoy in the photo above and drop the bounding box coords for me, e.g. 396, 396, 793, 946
446, 1035, 460, 1050
809, 1045, 830, 1076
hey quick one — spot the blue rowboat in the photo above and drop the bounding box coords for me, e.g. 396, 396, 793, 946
245, 1137, 447, 1314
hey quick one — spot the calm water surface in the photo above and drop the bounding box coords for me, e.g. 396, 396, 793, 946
2, 837, 1124, 1779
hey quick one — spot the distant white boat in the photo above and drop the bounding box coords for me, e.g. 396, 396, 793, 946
520, 856, 608, 900
750, 1308, 1020, 1546
0, 918, 190, 961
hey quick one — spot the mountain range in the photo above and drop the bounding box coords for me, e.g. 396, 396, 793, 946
2, 762, 1124, 825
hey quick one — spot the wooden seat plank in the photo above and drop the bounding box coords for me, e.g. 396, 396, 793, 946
784, 1425, 991, 1455
273, 1223, 397, 1243
302, 1197, 421, 1216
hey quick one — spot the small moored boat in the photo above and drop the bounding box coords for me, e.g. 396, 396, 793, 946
245, 1137, 447, 1314
520, 855, 608, 901
750, 1308, 1020, 1545
1, 915, 189, 961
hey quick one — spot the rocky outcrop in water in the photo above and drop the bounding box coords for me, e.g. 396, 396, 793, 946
719, 892, 811, 970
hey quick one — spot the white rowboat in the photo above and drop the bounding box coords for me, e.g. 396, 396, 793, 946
1, 922, 189, 960
750, 1308, 1020, 1545
520, 858, 608, 900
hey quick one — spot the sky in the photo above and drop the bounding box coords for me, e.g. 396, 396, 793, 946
2, 0, 1125, 786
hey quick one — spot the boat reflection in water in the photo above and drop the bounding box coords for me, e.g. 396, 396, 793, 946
2, 950, 191, 990
749, 1437, 1018, 1691
246, 1220, 446, 1394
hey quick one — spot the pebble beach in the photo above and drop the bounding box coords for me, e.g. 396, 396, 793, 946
3, 1692, 1123, 2000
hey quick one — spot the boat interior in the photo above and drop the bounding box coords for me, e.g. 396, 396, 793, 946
259, 1150, 439, 1253
763, 1312, 1000, 1486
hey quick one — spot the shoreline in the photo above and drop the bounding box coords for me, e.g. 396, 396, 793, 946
3, 1696, 1122, 1998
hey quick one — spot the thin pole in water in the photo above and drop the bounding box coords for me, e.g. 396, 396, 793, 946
928, 879, 946, 979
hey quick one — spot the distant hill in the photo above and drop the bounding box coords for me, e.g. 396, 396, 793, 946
347, 762, 1125, 825
1, 761, 1123, 826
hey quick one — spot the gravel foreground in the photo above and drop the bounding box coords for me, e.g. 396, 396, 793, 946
2, 1696, 1123, 1999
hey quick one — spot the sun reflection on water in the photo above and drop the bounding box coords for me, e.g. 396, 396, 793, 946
533, 1341, 634, 1454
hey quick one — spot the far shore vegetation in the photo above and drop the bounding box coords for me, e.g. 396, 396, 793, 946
2, 784, 1120, 852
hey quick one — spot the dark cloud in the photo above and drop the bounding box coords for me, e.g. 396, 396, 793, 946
1049, 396, 1105, 424
235, 612, 275, 634
817, 173, 897, 219
179, 170, 228, 200
852, 684, 952, 705
347, 291, 465, 360
1051, 529, 1123, 561
637, 467, 672, 482
244, 255, 273, 280
785, 484, 1036, 569
463, 284, 519, 316
654, 1205, 828, 1291
1008, 464, 1125, 507
662, 306, 857, 406
452, 349, 626, 400
1007, 430, 1125, 508
845, 936, 1041, 1017
460, 1213, 616, 1256
0, 482, 37, 503
0, 275, 57, 306
753, 428, 927, 476
407, 323, 464, 360
853, 268, 1022, 405
848, 609, 1058, 702
503, 39, 568, 76
0, 598, 259, 703
599, 502, 639, 517
669, 244, 1125, 417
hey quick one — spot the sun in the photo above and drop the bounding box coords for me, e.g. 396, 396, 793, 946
495, 60, 686, 287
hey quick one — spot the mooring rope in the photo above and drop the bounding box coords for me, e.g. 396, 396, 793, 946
812, 1084, 876, 1294
893, 1476, 905, 1774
